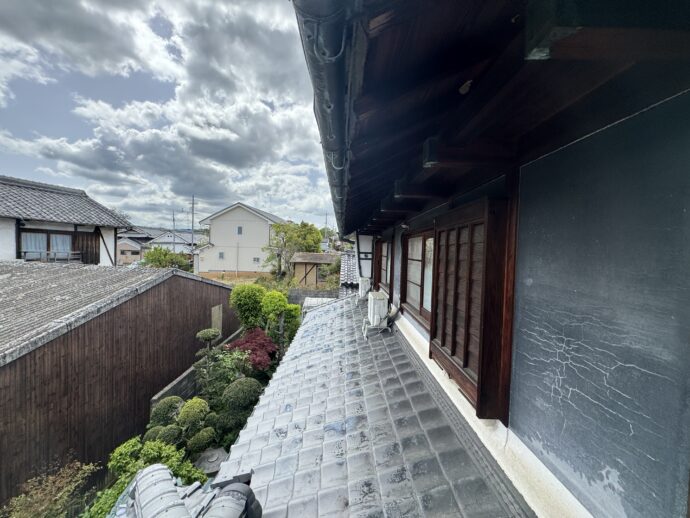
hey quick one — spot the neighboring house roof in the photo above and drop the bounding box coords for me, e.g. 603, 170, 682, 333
199, 297, 533, 516
118, 226, 166, 239
340, 250, 358, 286
117, 238, 142, 249
199, 202, 285, 225
290, 252, 338, 264
0, 261, 228, 367
0, 175, 131, 227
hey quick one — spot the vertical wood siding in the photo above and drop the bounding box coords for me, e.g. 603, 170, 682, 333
0, 276, 238, 503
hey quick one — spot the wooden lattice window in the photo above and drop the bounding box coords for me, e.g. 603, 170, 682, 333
429, 198, 511, 422
402, 231, 434, 322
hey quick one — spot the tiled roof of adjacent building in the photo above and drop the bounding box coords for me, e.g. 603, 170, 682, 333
340, 251, 358, 286
206, 297, 534, 517
0, 175, 131, 227
0, 262, 228, 367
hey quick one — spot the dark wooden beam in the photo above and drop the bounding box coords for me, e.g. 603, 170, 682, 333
532, 28, 690, 62
393, 179, 444, 200
422, 137, 514, 169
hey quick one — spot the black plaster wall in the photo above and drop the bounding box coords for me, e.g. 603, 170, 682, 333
511, 92, 690, 517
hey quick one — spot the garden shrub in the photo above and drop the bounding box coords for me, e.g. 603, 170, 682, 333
142, 425, 163, 443
261, 290, 288, 324
229, 284, 267, 329
149, 396, 184, 428
226, 329, 277, 371
221, 377, 263, 413
157, 425, 183, 446
0, 459, 97, 518
205, 412, 219, 429
196, 328, 221, 346
177, 397, 210, 437
221, 430, 240, 450
85, 437, 207, 518
107, 437, 143, 478
194, 348, 250, 411
283, 303, 301, 344
187, 427, 216, 455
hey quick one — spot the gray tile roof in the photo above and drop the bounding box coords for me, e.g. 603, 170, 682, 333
0, 175, 131, 227
0, 262, 227, 367
211, 297, 534, 517
340, 251, 358, 286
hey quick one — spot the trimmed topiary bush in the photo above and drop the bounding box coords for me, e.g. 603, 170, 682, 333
196, 328, 221, 346
187, 427, 216, 455
205, 412, 219, 429
194, 348, 251, 411
157, 425, 183, 446
143, 426, 164, 443
177, 397, 210, 437
261, 290, 288, 323
222, 377, 263, 411
229, 284, 267, 329
149, 396, 184, 427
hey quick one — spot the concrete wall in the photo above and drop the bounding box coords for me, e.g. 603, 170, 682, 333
0, 218, 16, 260
511, 92, 690, 518
198, 206, 272, 273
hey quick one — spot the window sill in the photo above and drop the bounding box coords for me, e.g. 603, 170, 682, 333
400, 303, 430, 332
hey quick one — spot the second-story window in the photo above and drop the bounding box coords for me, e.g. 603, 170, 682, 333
219, 251, 225, 260
237, 226, 243, 235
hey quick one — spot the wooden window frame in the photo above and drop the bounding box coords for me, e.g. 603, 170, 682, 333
375, 239, 393, 295
427, 195, 516, 425
401, 229, 434, 327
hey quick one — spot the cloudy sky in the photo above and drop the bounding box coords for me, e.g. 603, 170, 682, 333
0, 0, 334, 229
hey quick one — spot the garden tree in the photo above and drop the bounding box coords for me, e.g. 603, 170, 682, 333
264, 221, 321, 277
141, 246, 191, 271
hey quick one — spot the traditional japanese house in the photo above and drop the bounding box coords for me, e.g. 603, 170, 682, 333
291, 252, 339, 287
291, 1, 690, 517
0, 175, 130, 265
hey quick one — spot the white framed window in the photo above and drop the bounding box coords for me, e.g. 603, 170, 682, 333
237, 226, 243, 235
219, 252, 225, 260
253, 257, 260, 263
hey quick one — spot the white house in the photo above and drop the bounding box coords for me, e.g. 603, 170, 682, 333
0, 175, 130, 266
195, 202, 284, 274
144, 231, 202, 254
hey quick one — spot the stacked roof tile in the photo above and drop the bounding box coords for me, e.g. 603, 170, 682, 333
339, 251, 358, 287
207, 297, 534, 517
0, 175, 130, 227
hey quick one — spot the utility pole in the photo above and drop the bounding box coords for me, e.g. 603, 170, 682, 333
191, 195, 195, 251
172, 210, 176, 253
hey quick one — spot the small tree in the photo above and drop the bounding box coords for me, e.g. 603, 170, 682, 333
141, 246, 191, 271
226, 329, 277, 371
196, 328, 221, 350
263, 221, 321, 277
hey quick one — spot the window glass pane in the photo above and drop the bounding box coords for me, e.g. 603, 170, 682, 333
50, 234, 71, 252
423, 237, 434, 311
237, 226, 243, 235
407, 259, 422, 284
386, 244, 392, 284
406, 282, 420, 308
21, 233, 47, 260
408, 236, 423, 260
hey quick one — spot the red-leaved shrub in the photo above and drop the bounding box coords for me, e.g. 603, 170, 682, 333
225, 329, 277, 371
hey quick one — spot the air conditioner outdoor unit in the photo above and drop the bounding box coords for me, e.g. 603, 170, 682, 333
368, 291, 389, 327
358, 277, 371, 298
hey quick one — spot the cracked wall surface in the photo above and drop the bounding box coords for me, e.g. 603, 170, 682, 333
511, 91, 690, 518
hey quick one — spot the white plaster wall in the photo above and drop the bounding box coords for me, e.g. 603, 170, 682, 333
23, 221, 74, 231
0, 217, 16, 260
99, 227, 116, 266
355, 234, 374, 279
396, 315, 593, 518
199, 206, 272, 273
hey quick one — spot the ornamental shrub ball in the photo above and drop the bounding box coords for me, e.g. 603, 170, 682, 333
226, 328, 277, 371
196, 328, 221, 345
205, 412, 219, 429
177, 397, 210, 437
222, 377, 263, 411
187, 427, 216, 454
143, 425, 164, 443
157, 424, 183, 445
229, 284, 267, 329
149, 396, 184, 427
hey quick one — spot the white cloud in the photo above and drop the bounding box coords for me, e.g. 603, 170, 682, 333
0, 0, 331, 228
